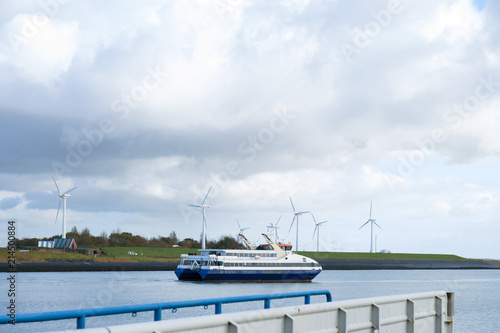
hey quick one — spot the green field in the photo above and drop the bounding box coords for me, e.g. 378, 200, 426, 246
1, 247, 468, 263
297, 251, 466, 261
0, 248, 91, 262
100, 247, 198, 262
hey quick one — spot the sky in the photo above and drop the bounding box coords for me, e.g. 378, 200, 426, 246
0, 0, 499, 259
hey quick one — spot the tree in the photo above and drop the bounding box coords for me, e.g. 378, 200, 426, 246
66, 226, 80, 243
80, 228, 92, 246
180, 238, 200, 248
95, 231, 109, 247
131, 235, 148, 247
213, 235, 243, 249
148, 237, 166, 247
168, 231, 178, 246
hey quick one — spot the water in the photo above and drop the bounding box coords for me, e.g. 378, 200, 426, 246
4, 269, 500, 332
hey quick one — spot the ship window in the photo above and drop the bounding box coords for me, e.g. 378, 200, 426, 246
303, 258, 306, 262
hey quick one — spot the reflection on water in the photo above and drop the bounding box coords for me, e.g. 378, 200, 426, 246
5, 269, 500, 332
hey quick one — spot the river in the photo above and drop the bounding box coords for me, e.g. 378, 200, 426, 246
4, 269, 500, 332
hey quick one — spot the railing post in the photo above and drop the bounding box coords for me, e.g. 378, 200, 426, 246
264, 298, 271, 309
305, 295, 311, 305
76, 315, 85, 329
338, 307, 347, 333
215, 302, 222, 314
154, 308, 162, 321
371, 303, 380, 331
406, 299, 415, 333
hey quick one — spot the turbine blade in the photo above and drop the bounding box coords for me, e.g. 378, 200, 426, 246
236, 219, 241, 229
63, 187, 77, 195
370, 201, 373, 219
311, 212, 317, 223
55, 199, 62, 223
275, 215, 281, 226
202, 186, 212, 205
298, 211, 310, 215
373, 221, 382, 229
188, 204, 201, 208
52, 176, 61, 195
312, 226, 317, 239
319, 221, 327, 225
289, 196, 296, 213
288, 216, 296, 232
359, 220, 370, 229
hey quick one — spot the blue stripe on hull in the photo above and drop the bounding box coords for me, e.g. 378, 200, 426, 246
176, 269, 321, 282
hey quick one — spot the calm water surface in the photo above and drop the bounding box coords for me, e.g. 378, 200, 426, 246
4, 269, 500, 332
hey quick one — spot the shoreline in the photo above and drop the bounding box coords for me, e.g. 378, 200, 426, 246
2, 258, 499, 272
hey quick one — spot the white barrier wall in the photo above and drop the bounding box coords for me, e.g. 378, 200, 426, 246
58, 290, 453, 333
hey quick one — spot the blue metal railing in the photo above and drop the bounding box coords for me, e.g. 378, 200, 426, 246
0, 290, 332, 329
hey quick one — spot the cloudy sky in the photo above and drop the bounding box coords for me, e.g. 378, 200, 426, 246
1, 0, 499, 259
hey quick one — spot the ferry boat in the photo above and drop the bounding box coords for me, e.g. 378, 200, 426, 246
175, 234, 322, 282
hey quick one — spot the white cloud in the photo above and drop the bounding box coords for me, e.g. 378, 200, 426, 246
0, 0, 499, 258
2, 14, 79, 86
419, 0, 483, 43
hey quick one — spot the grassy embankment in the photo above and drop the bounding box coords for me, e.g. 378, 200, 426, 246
0, 247, 467, 263
0, 247, 197, 263
296, 251, 466, 261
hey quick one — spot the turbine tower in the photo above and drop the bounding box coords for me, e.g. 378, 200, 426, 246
53, 177, 77, 239
311, 212, 327, 252
267, 215, 281, 243
288, 197, 310, 252
359, 201, 381, 253
188, 186, 212, 249
236, 219, 250, 242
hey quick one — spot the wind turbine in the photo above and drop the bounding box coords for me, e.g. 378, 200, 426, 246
288, 197, 310, 252
359, 201, 381, 253
311, 212, 327, 252
53, 177, 77, 239
267, 215, 281, 243
188, 186, 212, 249
236, 219, 250, 242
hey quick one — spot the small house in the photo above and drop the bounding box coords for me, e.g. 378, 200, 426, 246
53, 238, 78, 249
38, 240, 54, 248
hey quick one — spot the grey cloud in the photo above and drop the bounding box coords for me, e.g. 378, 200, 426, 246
0, 196, 22, 209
